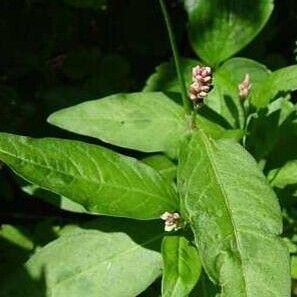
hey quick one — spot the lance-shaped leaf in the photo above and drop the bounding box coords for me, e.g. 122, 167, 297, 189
0, 133, 177, 219
177, 131, 290, 297
161, 235, 201, 297
48, 92, 188, 158
1, 219, 163, 297
184, 0, 274, 65
268, 160, 297, 189
251, 65, 297, 108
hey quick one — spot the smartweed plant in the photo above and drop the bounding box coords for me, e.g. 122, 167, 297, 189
1, 0, 297, 296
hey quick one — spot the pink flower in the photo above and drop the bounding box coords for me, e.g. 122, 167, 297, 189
160, 211, 182, 232
189, 65, 212, 104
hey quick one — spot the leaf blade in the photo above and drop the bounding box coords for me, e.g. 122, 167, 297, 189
251, 65, 297, 108
185, 0, 274, 65
0, 133, 178, 219
177, 131, 290, 296
161, 235, 201, 297
48, 92, 187, 158
1, 219, 163, 297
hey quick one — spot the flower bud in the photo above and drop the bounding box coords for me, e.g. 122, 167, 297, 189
238, 73, 252, 101
189, 65, 212, 105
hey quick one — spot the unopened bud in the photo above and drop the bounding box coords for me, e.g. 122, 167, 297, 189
160, 211, 182, 232
189, 65, 212, 105
238, 74, 252, 101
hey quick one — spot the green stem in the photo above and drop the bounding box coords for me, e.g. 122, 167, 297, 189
159, 0, 191, 114
191, 102, 204, 129
191, 104, 198, 129
242, 99, 252, 147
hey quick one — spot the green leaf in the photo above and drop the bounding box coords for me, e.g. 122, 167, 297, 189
48, 92, 188, 158
206, 58, 269, 128
142, 155, 176, 183
184, 0, 274, 65
177, 131, 290, 296
0, 133, 178, 219
1, 219, 163, 297
268, 160, 297, 189
0, 225, 33, 251
48, 91, 243, 158
291, 256, 297, 279
161, 235, 201, 297
251, 65, 297, 108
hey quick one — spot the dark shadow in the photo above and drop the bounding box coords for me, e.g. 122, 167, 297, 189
163, 91, 183, 106
275, 185, 297, 210
246, 107, 282, 163
0, 236, 47, 297
265, 110, 297, 170
163, 91, 233, 130
190, 270, 219, 297
224, 94, 241, 128
198, 104, 232, 129
82, 217, 165, 252
139, 277, 161, 297
1, 266, 47, 297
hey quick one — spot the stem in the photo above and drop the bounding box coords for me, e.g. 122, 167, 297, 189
242, 99, 253, 147
191, 104, 199, 129
159, 0, 191, 114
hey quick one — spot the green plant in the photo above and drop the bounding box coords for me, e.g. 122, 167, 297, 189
1, 0, 297, 296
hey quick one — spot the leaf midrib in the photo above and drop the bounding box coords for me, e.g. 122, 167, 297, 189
0, 147, 172, 207
199, 132, 249, 297
167, 237, 182, 297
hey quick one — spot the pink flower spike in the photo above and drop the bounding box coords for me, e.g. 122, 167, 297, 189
189, 65, 213, 105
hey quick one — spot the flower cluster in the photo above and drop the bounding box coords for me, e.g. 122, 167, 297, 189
189, 65, 212, 105
238, 73, 252, 101
160, 211, 182, 232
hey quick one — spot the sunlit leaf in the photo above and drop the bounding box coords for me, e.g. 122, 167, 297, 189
177, 130, 290, 296
251, 65, 297, 108
0, 133, 178, 219
161, 235, 201, 297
